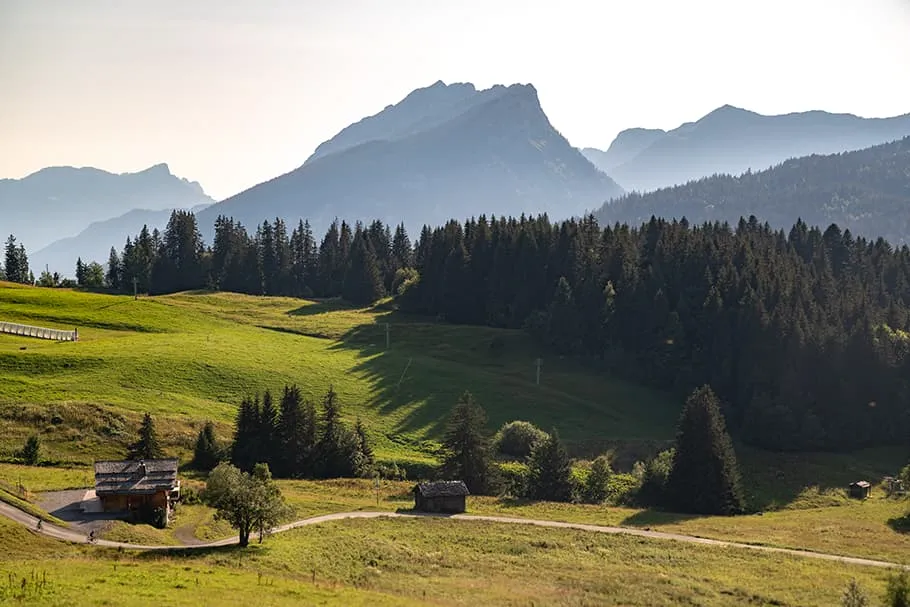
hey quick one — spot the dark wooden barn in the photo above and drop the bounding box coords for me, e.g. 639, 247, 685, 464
848, 480, 872, 499
94, 458, 180, 524
413, 480, 469, 513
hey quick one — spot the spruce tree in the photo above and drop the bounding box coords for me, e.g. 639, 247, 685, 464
231, 396, 261, 471
192, 421, 223, 471
258, 390, 279, 467
128, 412, 163, 460
19, 435, 41, 465
343, 231, 385, 305
75, 257, 86, 286
277, 384, 317, 477
354, 418, 374, 477
441, 391, 495, 494
316, 386, 353, 478
527, 428, 573, 502
665, 385, 745, 515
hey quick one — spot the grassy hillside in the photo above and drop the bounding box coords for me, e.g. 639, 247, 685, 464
0, 283, 679, 467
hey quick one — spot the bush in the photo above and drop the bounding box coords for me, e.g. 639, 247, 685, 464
392, 267, 419, 297
637, 449, 674, 507
583, 455, 613, 504
607, 473, 641, 506
494, 421, 549, 459
181, 484, 203, 505
886, 570, 910, 607
841, 579, 869, 607
376, 462, 408, 481
497, 461, 528, 497
899, 463, 910, 486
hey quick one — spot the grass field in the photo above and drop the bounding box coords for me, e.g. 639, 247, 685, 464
0, 283, 679, 468
0, 513, 903, 606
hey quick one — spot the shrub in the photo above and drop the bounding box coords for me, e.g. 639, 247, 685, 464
499, 461, 529, 497
899, 463, 910, 486
607, 473, 641, 506
637, 448, 675, 507
841, 579, 869, 607
583, 455, 612, 504
494, 421, 549, 459
377, 462, 407, 481
392, 267, 419, 297
886, 570, 910, 607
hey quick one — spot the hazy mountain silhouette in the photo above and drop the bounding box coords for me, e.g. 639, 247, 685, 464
199, 82, 623, 236
581, 128, 666, 174
594, 137, 910, 244
1, 164, 213, 251
31, 203, 212, 276
584, 106, 910, 192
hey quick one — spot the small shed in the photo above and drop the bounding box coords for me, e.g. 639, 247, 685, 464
848, 480, 872, 500
413, 480, 469, 513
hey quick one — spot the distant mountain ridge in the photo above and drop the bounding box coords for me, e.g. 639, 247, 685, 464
584, 106, 910, 193
31, 203, 213, 276
1, 164, 213, 251
199, 81, 623, 237
593, 136, 910, 245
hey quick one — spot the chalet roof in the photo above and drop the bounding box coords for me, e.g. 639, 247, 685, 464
414, 480, 470, 498
94, 459, 179, 495
850, 480, 872, 489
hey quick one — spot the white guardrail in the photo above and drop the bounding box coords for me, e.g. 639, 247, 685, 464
0, 321, 78, 342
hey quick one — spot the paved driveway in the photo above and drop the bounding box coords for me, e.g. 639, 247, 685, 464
38, 488, 125, 533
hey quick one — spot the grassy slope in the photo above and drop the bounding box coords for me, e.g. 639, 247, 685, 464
0, 283, 678, 465
0, 515, 899, 607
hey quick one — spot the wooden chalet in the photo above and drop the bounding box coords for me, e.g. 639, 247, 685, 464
94, 459, 180, 522
848, 480, 872, 499
413, 480, 469, 513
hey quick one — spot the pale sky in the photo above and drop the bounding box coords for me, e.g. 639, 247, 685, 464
2, 0, 909, 200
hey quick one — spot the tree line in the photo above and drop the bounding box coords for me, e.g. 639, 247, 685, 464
193, 384, 374, 480
103, 211, 412, 304
11, 206, 910, 454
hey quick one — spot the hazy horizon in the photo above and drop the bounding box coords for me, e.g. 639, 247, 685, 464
2, 0, 909, 200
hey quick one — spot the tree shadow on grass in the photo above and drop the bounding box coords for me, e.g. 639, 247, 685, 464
887, 512, 910, 534
620, 509, 705, 527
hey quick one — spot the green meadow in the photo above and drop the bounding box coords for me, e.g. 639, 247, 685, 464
0, 282, 679, 467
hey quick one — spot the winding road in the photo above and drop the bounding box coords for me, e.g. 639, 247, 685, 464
2, 499, 908, 570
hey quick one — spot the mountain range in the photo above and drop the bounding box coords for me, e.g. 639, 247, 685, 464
594, 136, 910, 245
197, 81, 624, 238
1, 164, 213, 253
583, 106, 910, 193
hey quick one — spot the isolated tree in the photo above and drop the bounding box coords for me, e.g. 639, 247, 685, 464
128, 412, 163, 460
584, 454, 612, 504
205, 462, 287, 547
441, 391, 496, 494
19, 435, 41, 465
192, 421, 223, 471
665, 385, 744, 515
527, 428, 573, 502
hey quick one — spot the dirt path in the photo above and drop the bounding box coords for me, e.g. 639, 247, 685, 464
2, 500, 908, 570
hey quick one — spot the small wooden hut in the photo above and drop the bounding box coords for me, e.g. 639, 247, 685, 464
413, 480, 469, 513
848, 480, 871, 499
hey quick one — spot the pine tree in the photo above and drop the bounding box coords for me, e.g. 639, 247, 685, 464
276, 384, 316, 477
19, 435, 40, 465
128, 412, 163, 460
231, 396, 261, 471
343, 231, 385, 305
441, 391, 496, 494
258, 390, 279, 467
4, 235, 25, 283
193, 421, 223, 471
527, 428, 573, 502
316, 386, 354, 478
354, 418, 374, 477
665, 385, 745, 515
75, 257, 86, 286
